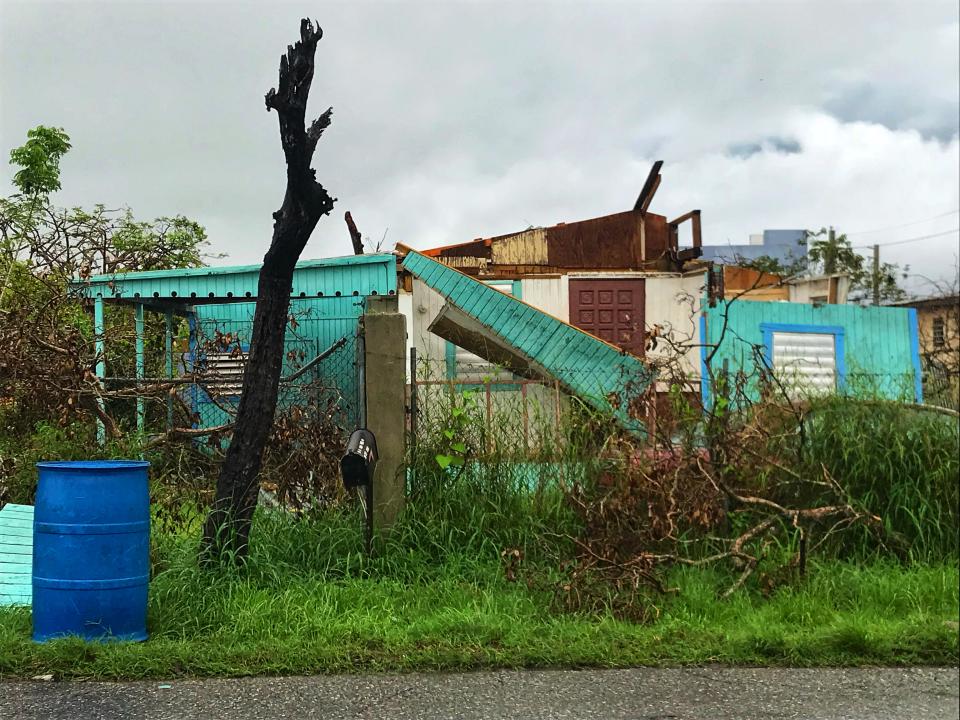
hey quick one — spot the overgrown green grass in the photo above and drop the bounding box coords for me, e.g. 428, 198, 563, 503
1, 512, 956, 680
2, 393, 957, 679
803, 397, 960, 560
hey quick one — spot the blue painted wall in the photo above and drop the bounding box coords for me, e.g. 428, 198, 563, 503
701, 300, 921, 405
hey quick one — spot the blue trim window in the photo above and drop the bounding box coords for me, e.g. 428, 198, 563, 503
760, 322, 846, 394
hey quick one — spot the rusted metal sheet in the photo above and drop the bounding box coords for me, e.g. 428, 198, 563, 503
723, 266, 787, 301
642, 213, 671, 261
420, 209, 677, 272
544, 211, 645, 268
423, 239, 490, 259
434, 255, 488, 271
569, 278, 645, 356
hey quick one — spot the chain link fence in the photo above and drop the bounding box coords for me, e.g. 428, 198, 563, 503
189, 309, 364, 444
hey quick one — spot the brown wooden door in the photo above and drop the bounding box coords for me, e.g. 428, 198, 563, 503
569, 278, 645, 355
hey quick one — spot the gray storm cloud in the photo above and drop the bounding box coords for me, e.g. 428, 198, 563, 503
1, 0, 957, 291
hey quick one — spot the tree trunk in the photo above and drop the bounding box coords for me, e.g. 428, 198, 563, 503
345, 211, 364, 255
202, 19, 335, 561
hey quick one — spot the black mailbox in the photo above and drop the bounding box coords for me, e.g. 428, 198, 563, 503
341, 429, 378, 489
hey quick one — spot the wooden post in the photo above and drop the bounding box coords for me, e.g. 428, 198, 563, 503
135, 303, 145, 435
165, 310, 175, 430
872, 244, 880, 306
485, 381, 493, 454
94, 295, 106, 445
521, 382, 529, 455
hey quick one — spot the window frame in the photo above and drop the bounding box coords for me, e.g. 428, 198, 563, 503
760, 322, 847, 393
932, 316, 946, 348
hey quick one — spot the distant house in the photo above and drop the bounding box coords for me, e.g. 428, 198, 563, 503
890, 294, 960, 407
699, 229, 807, 268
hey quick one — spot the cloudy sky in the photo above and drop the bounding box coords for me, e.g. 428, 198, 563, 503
2, 0, 958, 292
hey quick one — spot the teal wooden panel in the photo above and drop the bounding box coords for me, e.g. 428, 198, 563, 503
703, 300, 917, 404
0, 504, 32, 514
402, 251, 653, 430
0, 503, 33, 607
0, 516, 31, 529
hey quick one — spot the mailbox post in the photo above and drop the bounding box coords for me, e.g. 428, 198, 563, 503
341, 429, 378, 554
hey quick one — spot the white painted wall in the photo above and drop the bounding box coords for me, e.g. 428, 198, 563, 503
788, 275, 851, 304
522, 276, 570, 322
644, 272, 707, 383
406, 279, 448, 377
398, 291, 415, 382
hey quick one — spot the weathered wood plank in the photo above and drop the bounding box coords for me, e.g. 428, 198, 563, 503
0, 504, 34, 606
0, 516, 31, 529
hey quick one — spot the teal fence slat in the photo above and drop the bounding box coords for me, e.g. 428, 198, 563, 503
0, 503, 34, 607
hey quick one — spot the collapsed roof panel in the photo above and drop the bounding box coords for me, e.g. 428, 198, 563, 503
402, 250, 655, 432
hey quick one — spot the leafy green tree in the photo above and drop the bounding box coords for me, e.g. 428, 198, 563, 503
740, 227, 907, 304
804, 227, 907, 304
8, 126, 71, 196
0, 125, 208, 435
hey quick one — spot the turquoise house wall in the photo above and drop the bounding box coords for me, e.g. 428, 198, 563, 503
191, 296, 368, 429
701, 300, 921, 405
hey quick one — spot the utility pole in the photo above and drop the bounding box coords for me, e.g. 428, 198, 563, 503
872, 244, 880, 306
824, 226, 837, 275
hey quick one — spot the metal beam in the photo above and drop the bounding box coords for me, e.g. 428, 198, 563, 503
94, 296, 106, 445
165, 310, 175, 430
135, 303, 145, 435
633, 160, 664, 213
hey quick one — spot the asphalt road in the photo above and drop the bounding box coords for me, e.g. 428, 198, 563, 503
1, 667, 957, 720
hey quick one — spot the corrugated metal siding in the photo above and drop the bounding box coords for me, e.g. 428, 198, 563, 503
704, 301, 918, 402
402, 251, 654, 428
77, 253, 397, 301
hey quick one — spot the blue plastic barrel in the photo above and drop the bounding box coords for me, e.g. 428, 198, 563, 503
33, 460, 150, 642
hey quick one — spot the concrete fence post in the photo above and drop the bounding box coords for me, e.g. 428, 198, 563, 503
363, 295, 407, 531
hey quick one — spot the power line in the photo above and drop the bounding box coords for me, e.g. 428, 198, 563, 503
844, 209, 960, 236
850, 228, 959, 249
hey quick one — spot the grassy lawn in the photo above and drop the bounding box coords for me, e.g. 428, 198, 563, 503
1, 513, 957, 679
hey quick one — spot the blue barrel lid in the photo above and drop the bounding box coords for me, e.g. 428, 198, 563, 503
36, 460, 151, 471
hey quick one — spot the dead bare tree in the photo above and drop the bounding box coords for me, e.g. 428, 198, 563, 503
344, 211, 364, 255
201, 19, 336, 561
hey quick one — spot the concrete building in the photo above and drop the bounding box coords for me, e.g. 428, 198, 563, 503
699, 229, 807, 267
890, 294, 960, 408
